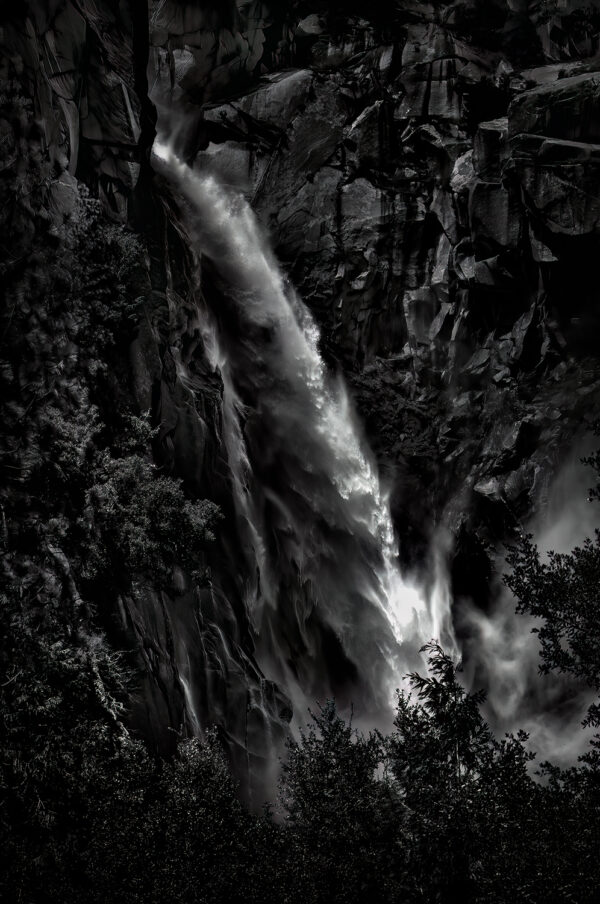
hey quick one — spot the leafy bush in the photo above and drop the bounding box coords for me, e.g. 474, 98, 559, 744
389, 643, 537, 903
505, 439, 600, 728
0, 575, 142, 902
505, 532, 600, 696
0, 568, 273, 904
280, 701, 407, 904
81, 450, 221, 590
63, 193, 147, 354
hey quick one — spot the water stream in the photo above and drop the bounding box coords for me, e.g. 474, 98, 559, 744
154, 141, 453, 729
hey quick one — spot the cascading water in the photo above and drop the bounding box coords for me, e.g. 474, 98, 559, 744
154, 141, 454, 728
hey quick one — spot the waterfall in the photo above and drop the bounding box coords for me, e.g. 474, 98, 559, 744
154, 141, 453, 726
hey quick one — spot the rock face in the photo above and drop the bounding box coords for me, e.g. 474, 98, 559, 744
4, 0, 600, 795
148, 0, 600, 586
0, 0, 291, 802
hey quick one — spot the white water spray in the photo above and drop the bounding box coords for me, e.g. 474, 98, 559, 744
154, 141, 453, 724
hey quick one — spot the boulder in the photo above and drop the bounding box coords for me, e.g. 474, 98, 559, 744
404, 288, 440, 346
451, 150, 475, 195
341, 178, 387, 246
519, 160, 600, 234
397, 24, 462, 121
225, 70, 313, 131
509, 136, 600, 235
509, 72, 600, 143
296, 14, 326, 37
473, 118, 508, 182
469, 181, 519, 250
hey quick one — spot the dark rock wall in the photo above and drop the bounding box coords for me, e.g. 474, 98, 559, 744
0, 1, 290, 802
4, 0, 600, 794
149, 0, 600, 598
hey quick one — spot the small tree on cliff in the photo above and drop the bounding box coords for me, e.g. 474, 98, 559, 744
504, 441, 600, 733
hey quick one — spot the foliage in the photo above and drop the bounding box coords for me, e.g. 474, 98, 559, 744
504, 439, 600, 727
280, 701, 407, 904
81, 448, 221, 590
276, 643, 600, 904
4, 609, 600, 903
34, 402, 101, 507
80, 734, 276, 904
62, 192, 147, 355
505, 532, 600, 697
499, 440, 600, 899
0, 81, 227, 902
388, 643, 538, 903
0, 574, 142, 903
0, 570, 268, 904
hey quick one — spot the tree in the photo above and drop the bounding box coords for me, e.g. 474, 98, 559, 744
81, 448, 221, 591
505, 532, 600, 698
501, 442, 600, 901
504, 445, 600, 727
0, 572, 150, 904
81, 734, 273, 904
0, 569, 275, 904
279, 701, 408, 904
387, 643, 538, 904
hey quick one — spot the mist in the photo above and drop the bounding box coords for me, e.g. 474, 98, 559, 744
461, 441, 599, 767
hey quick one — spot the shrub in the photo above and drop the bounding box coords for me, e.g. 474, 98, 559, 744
81, 450, 221, 590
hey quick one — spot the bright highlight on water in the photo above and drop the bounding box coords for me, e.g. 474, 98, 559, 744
154, 140, 454, 722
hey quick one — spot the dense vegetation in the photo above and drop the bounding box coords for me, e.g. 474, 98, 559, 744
3, 627, 600, 902
0, 81, 222, 903
3, 397, 600, 903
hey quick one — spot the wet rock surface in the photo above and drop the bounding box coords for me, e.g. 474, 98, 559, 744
0, 0, 290, 801
4, 0, 600, 794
